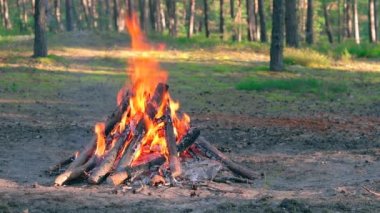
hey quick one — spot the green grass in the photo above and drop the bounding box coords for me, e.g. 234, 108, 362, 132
316, 40, 380, 59
236, 76, 348, 98
284, 48, 331, 68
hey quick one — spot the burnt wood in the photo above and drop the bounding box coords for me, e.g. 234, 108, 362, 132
87, 126, 131, 184
165, 104, 181, 177
54, 155, 96, 186
108, 127, 200, 185
195, 136, 257, 180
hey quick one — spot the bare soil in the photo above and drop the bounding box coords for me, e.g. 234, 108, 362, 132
1, 82, 380, 213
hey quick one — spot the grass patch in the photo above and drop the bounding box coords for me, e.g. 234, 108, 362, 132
36, 54, 69, 66
236, 76, 348, 98
284, 48, 331, 68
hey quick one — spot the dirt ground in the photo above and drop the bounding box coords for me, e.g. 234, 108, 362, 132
0, 33, 380, 212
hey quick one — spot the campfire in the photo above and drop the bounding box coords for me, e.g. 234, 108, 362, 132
49, 14, 257, 188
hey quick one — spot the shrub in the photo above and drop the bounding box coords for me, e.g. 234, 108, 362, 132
284, 48, 331, 68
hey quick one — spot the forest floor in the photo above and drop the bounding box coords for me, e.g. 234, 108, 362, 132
0, 32, 380, 212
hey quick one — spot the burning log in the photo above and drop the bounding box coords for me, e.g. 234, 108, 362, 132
87, 127, 131, 184
164, 103, 181, 178
195, 136, 258, 180
53, 91, 130, 186
113, 119, 145, 174
108, 127, 200, 186
54, 155, 97, 186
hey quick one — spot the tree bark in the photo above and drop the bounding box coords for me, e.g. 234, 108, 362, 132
269, 0, 284, 71
369, 0, 377, 42
246, 0, 256, 41
338, 0, 342, 42
219, 0, 225, 39
203, 0, 210, 38
258, 0, 267, 42
34, 0, 48, 57
65, 0, 74, 31
187, 0, 195, 38
166, 0, 177, 37
81, 0, 91, 29
344, 0, 352, 38
0, 0, 12, 29
139, 0, 149, 32
285, 0, 299, 47
54, 0, 64, 31
353, 0, 360, 43
17, 0, 28, 32
322, 0, 334, 44
305, 0, 313, 44
113, 0, 120, 31
154, 0, 163, 32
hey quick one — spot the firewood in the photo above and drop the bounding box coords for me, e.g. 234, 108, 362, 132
114, 119, 145, 172
46, 153, 76, 175
195, 136, 258, 180
113, 83, 168, 172
108, 127, 200, 186
54, 155, 96, 186
107, 155, 166, 186
53, 90, 130, 185
176, 127, 200, 153
164, 104, 181, 178
87, 127, 131, 184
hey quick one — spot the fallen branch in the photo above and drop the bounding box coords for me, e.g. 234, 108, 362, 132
213, 176, 254, 184
362, 186, 380, 198
46, 153, 76, 175
165, 104, 181, 178
195, 136, 258, 180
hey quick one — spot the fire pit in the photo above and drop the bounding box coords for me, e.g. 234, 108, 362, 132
49, 14, 257, 188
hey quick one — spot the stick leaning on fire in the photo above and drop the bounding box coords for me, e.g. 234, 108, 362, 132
51, 83, 258, 186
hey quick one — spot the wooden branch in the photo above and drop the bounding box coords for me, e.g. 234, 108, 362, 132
54, 155, 96, 186
362, 186, 380, 198
53, 91, 130, 186
146, 83, 168, 119
108, 127, 200, 186
165, 104, 181, 177
107, 155, 166, 186
87, 126, 131, 184
114, 119, 145, 171
46, 153, 76, 175
195, 136, 258, 180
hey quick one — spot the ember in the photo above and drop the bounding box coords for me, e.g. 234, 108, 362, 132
50, 13, 256, 187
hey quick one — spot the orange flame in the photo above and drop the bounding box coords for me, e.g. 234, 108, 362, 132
94, 122, 106, 157
93, 12, 190, 166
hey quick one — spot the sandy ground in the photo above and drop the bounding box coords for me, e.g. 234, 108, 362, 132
0, 78, 380, 212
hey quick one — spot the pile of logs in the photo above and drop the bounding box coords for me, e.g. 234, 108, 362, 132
49, 83, 257, 187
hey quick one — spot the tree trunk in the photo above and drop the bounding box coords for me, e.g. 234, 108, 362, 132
81, 0, 91, 29
53, 0, 64, 31
154, 0, 163, 32
90, 0, 98, 29
235, 0, 242, 41
203, 0, 210, 38
0, 0, 12, 29
220, 0, 225, 39
139, 0, 149, 32
166, 0, 177, 37
353, 0, 360, 43
65, 0, 73, 31
269, 0, 284, 71
113, 0, 119, 31
258, 0, 266, 42
305, 0, 313, 44
230, 0, 237, 40
17, 0, 28, 32
369, 0, 377, 42
285, 0, 299, 47
246, 0, 256, 41
149, 0, 156, 31
34, 0, 48, 57
104, 0, 111, 30
344, 0, 352, 38
322, 0, 334, 43
187, 0, 195, 38
338, 0, 342, 42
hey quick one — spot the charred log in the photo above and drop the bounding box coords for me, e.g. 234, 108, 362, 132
164, 103, 181, 177
87, 126, 131, 184
54, 155, 96, 186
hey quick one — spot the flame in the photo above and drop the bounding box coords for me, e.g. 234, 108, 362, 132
94, 122, 106, 157
93, 13, 190, 167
